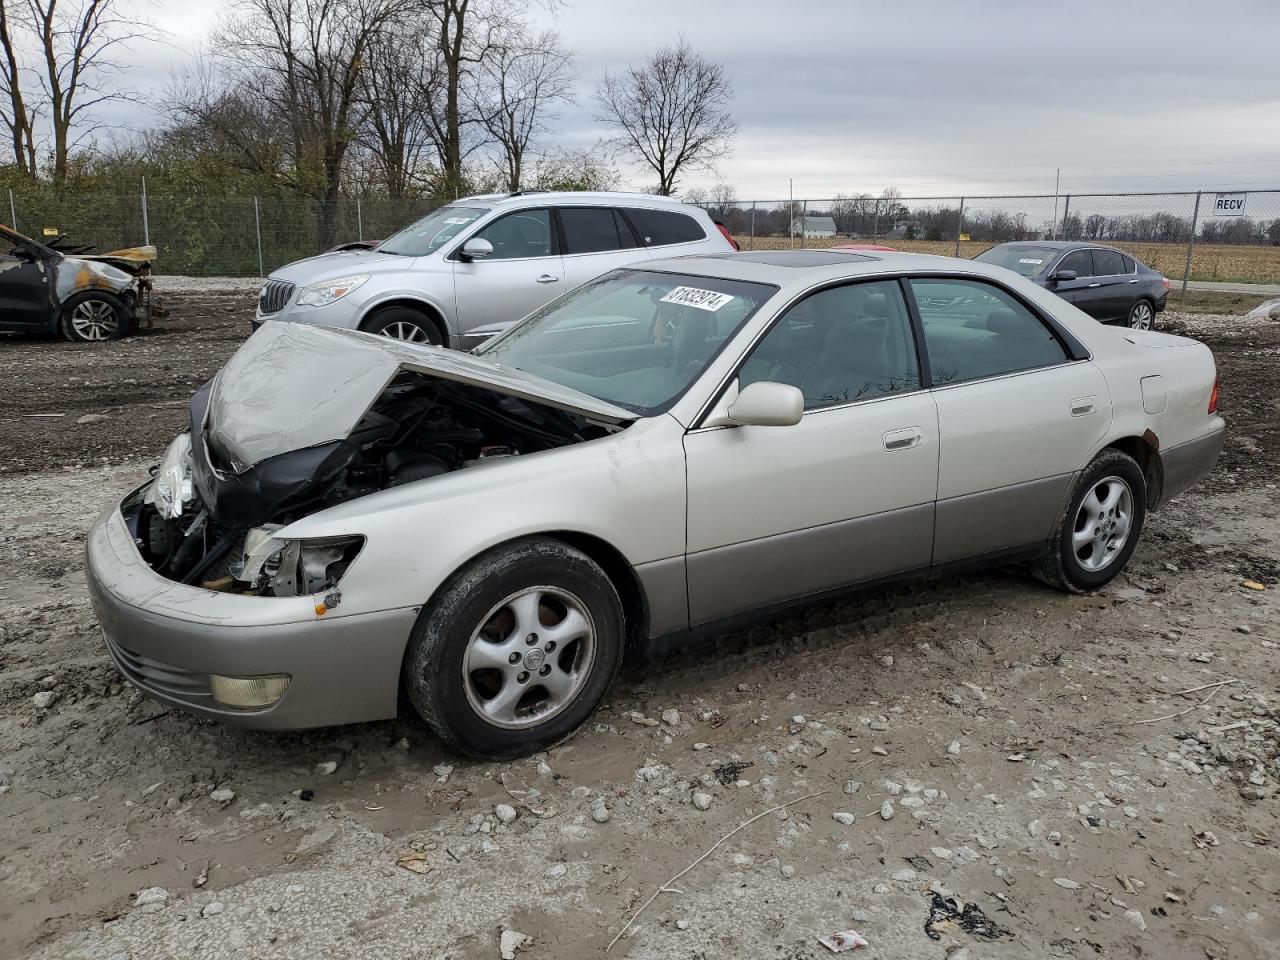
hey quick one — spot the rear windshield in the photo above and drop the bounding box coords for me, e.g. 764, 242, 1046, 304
478, 269, 776, 415
974, 245, 1060, 277
379, 206, 488, 256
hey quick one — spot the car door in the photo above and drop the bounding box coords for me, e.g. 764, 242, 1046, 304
556, 206, 652, 291
1089, 248, 1131, 321
1047, 249, 1107, 319
0, 242, 52, 329
906, 276, 1112, 565
683, 278, 939, 625
451, 208, 564, 334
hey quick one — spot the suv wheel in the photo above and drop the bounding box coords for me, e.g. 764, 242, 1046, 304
363, 307, 443, 345
404, 538, 625, 759
61, 291, 128, 342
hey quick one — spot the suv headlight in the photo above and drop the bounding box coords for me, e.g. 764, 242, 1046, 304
145, 432, 193, 519
296, 275, 370, 307
232, 528, 364, 597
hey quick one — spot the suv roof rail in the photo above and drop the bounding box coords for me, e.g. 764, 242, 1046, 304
506, 189, 550, 198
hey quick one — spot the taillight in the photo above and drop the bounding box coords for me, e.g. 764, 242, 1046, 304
1208, 377, 1220, 414
1161, 277, 1171, 291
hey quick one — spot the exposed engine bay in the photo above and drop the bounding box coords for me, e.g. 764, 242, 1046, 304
125, 371, 617, 598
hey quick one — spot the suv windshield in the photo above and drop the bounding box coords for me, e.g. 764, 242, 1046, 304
379, 206, 488, 256
974, 244, 1060, 277
477, 269, 776, 415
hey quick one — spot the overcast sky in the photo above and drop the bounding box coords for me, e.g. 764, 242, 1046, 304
117, 0, 1280, 199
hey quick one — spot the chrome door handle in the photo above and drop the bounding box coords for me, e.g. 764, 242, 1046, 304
1070, 397, 1096, 417
883, 427, 923, 451
536, 274, 560, 284
1128, 279, 1139, 284
1087, 282, 1101, 288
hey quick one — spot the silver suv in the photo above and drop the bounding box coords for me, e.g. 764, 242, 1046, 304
253, 191, 735, 348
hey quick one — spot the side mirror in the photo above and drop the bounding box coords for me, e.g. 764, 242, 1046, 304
460, 237, 493, 261
13, 244, 39, 262
726, 381, 803, 427
1049, 269, 1077, 283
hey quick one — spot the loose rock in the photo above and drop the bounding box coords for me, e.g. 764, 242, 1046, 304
880, 800, 895, 821
692, 791, 713, 811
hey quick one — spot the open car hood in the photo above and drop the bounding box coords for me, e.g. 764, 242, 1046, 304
207, 321, 635, 469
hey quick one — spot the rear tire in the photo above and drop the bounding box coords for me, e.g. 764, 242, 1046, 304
1032, 448, 1146, 592
363, 307, 444, 345
60, 290, 128, 342
403, 538, 625, 760
1126, 298, 1155, 330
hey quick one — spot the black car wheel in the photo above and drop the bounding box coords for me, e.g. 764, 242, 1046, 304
363, 307, 444, 345
1126, 299, 1155, 331
403, 538, 625, 759
60, 290, 129, 342
1032, 448, 1147, 592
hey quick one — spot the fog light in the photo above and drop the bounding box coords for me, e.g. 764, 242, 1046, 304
210, 674, 290, 708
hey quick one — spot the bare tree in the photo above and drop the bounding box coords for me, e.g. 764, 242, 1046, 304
473, 27, 571, 191
707, 181, 736, 219
527, 142, 619, 191
181, 0, 408, 245
0, 1, 36, 174
594, 38, 736, 196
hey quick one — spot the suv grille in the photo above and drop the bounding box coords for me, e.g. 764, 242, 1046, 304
258, 279, 295, 315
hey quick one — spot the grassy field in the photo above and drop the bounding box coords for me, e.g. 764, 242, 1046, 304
733, 236, 1280, 285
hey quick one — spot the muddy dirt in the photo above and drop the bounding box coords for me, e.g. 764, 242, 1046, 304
0, 297, 1277, 960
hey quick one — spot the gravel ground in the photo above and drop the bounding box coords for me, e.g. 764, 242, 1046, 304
0, 298, 1277, 959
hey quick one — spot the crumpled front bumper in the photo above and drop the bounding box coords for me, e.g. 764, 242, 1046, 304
85, 495, 418, 730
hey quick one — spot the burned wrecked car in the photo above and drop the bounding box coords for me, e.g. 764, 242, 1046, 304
87, 254, 1224, 760
0, 223, 156, 341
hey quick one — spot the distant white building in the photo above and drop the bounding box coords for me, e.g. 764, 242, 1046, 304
790, 216, 837, 239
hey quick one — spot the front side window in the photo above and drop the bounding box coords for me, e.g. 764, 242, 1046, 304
379, 206, 487, 256
470, 209, 554, 260
559, 207, 635, 254
478, 269, 775, 414
1092, 249, 1125, 276
625, 208, 706, 246
909, 278, 1068, 385
1057, 250, 1095, 277
739, 280, 920, 410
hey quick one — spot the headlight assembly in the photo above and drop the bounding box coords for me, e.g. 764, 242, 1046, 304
232, 528, 364, 597
145, 432, 194, 519
295, 275, 370, 307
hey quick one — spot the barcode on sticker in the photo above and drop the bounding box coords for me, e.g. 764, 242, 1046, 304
1018, 258, 1043, 265
660, 286, 735, 312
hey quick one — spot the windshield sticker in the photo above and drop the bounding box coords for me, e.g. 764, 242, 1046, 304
1018, 258, 1044, 265
660, 286, 735, 312
443, 217, 473, 225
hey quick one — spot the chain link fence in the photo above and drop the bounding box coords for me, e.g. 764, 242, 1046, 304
4, 185, 1279, 287
698, 189, 1280, 289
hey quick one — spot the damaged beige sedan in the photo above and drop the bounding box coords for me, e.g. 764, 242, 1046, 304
86, 250, 1225, 759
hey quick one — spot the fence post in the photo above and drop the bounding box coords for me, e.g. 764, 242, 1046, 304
798, 199, 807, 248
254, 196, 265, 278
954, 196, 966, 257
141, 176, 151, 246
872, 199, 881, 239
7, 188, 15, 233
1181, 190, 1202, 297
356, 197, 363, 242
749, 201, 756, 251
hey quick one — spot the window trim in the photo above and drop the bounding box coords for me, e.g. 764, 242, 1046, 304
446, 206, 559, 262
690, 276, 930, 430
905, 273, 1088, 389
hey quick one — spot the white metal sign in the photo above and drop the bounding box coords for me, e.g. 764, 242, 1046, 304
1212, 192, 1248, 217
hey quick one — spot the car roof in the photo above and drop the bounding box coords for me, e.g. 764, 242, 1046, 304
989, 240, 1124, 252
643, 248, 1000, 288
455, 190, 702, 210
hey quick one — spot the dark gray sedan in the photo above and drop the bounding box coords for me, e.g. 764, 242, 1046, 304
975, 241, 1169, 329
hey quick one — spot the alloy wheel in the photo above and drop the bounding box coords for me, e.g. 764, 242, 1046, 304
462, 586, 597, 729
70, 299, 118, 341
378, 321, 430, 342
1072, 476, 1134, 572
1129, 301, 1153, 330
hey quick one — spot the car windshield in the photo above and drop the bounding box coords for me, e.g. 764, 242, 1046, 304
477, 269, 777, 415
378, 206, 488, 256
974, 245, 1060, 277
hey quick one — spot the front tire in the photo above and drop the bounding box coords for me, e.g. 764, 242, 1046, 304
363, 307, 443, 345
1033, 448, 1146, 592
1126, 298, 1155, 330
60, 291, 128, 342
404, 538, 625, 760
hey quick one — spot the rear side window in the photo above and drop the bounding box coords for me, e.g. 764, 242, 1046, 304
625, 208, 706, 246
909, 278, 1068, 386
1093, 249, 1125, 276
1057, 250, 1094, 276
1120, 254, 1136, 273
559, 207, 636, 254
